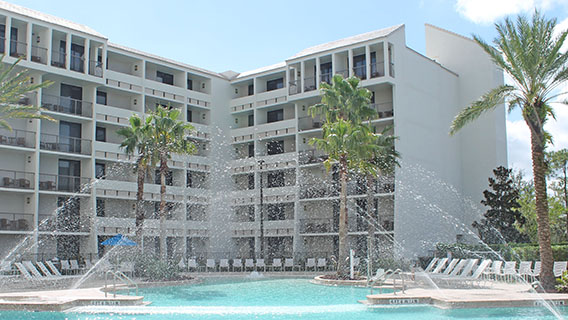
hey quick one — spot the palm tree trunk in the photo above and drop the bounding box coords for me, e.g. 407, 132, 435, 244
366, 174, 375, 275
563, 165, 567, 238
337, 157, 349, 278
530, 130, 555, 291
134, 157, 146, 248
159, 155, 168, 261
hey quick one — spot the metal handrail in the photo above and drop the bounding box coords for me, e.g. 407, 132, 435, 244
105, 269, 138, 298
368, 268, 405, 295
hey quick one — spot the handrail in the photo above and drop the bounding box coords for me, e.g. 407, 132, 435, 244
104, 269, 138, 298
368, 268, 405, 295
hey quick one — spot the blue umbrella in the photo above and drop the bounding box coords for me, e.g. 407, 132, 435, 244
101, 234, 136, 246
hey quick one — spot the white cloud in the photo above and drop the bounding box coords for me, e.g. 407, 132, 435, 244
455, 0, 566, 24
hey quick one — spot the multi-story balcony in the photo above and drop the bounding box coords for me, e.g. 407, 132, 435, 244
51, 50, 66, 69
39, 214, 90, 233
0, 212, 33, 231
370, 101, 394, 118
41, 93, 93, 118
0, 128, 35, 148
288, 79, 300, 95
0, 169, 34, 190
300, 183, 339, 199
88, 60, 103, 77
70, 53, 85, 73
335, 69, 349, 78
352, 65, 366, 80
298, 116, 322, 131
9, 40, 26, 58
370, 62, 385, 78
299, 149, 328, 165
40, 134, 92, 155
38, 174, 90, 193
303, 77, 316, 92
31, 45, 48, 64
320, 73, 332, 85
299, 218, 372, 234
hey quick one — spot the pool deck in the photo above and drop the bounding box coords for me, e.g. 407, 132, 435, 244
365, 282, 568, 309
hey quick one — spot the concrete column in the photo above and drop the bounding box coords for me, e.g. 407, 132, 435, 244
384, 42, 389, 78
331, 53, 336, 76
65, 33, 71, 70
5, 18, 11, 56
300, 61, 305, 93
47, 28, 53, 65
365, 45, 371, 80
26, 23, 32, 61
101, 42, 107, 77
348, 49, 354, 78
315, 57, 321, 89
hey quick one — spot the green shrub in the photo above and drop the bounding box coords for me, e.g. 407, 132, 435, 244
434, 242, 568, 261
135, 256, 179, 281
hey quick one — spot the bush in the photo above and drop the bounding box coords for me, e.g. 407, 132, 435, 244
135, 256, 179, 281
556, 271, 568, 293
435, 242, 568, 262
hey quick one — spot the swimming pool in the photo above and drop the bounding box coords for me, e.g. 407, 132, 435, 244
0, 278, 566, 319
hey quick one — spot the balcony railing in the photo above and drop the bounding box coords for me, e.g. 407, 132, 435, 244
375, 175, 395, 193
0, 212, 33, 231
335, 69, 348, 79
370, 62, 385, 78
41, 93, 93, 117
0, 169, 34, 189
88, 60, 103, 77
303, 77, 316, 92
300, 183, 338, 199
40, 133, 92, 155
51, 50, 66, 69
0, 128, 35, 148
31, 45, 48, 64
369, 101, 394, 118
352, 65, 366, 80
298, 116, 322, 131
320, 73, 332, 85
39, 214, 90, 233
38, 173, 90, 193
299, 218, 336, 233
288, 79, 300, 95
298, 149, 328, 165
70, 53, 85, 73
9, 40, 26, 58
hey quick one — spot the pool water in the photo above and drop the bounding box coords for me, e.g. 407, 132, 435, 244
0, 277, 567, 320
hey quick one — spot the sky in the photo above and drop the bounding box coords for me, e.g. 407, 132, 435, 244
6, 0, 568, 177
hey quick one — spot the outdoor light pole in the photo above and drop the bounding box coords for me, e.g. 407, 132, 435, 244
258, 159, 265, 260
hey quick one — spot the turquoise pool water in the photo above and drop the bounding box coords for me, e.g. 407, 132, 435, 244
0, 277, 566, 319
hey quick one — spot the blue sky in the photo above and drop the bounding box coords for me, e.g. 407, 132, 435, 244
7, 0, 568, 175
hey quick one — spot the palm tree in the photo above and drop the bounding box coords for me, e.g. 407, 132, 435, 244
354, 126, 399, 274
450, 11, 568, 291
0, 56, 54, 130
148, 106, 195, 259
117, 115, 156, 244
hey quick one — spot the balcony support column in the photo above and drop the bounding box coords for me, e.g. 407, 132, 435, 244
65, 33, 71, 71
348, 49, 353, 78
315, 57, 321, 90
365, 45, 371, 80
300, 61, 305, 94
5, 18, 11, 55
384, 42, 389, 78
26, 22, 32, 61
47, 28, 53, 65
331, 53, 336, 76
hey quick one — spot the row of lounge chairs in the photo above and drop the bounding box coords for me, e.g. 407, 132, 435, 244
179, 258, 335, 272
12, 260, 80, 281
424, 257, 568, 284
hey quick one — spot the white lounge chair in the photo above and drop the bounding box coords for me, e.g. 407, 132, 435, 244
70, 260, 83, 274
178, 258, 186, 270
423, 257, 439, 273
256, 259, 266, 271
306, 258, 316, 271
232, 259, 243, 272
317, 258, 327, 271
531, 261, 541, 281
60, 260, 71, 275
271, 258, 282, 271
442, 258, 460, 275
284, 258, 295, 271
518, 261, 532, 280
187, 258, 198, 272
219, 259, 230, 272
448, 259, 467, 276
0, 261, 12, 275
36, 261, 58, 278
14, 262, 33, 280
502, 261, 517, 282
119, 262, 135, 276
554, 261, 567, 277
245, 259, 255, 271
45, 261, 62, 276
447, 259, 491, 287
458, 259, 479, 277
23, 261, 45, 278
206, 259, 216, 272
431, 258, 449, 274
485, 260, 503, 280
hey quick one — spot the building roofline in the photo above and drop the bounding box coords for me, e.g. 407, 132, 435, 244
424, 23, 477, 45
406, 46, 459, 77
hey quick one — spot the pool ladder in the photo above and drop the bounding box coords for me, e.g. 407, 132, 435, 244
104, 270, 138, 298
367, 268, 405, 295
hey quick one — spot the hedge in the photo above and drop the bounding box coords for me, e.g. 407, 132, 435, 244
435, 243, 568, 262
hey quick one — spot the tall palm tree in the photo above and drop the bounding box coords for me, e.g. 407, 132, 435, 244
450, 11, 568, 291
117, 115, 156, 244
0, 55, 54, 130
354, 126, 399, 274
149, 106, 195, 259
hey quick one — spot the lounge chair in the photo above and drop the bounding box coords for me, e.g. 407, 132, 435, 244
448, 259, 467, 276
256, 259, 266, 271
444, 259, 491, 288
502, 261, 517, 282
177, 258, 186, 271
531, 261, 541, 281
554, 261, 567, 277
317, 258, 327, 271
245, 259, 254, 271
271, 258, 282, 271
306, 258, 316, 271
232, 259, 243, 272
0, 261, 12, 275
485, 260, 503, 280
206, 259, 216, 272
219, 259, 230, 272
352, 257, 360, 271
15, 262, 34, 280
60, 260, 71, 275
423, 257, 439, 273
518, 261, 533, 281
23, 261, 45, 278
284, 258, 295, 271
459, 259, 479, 277
36, 261, 58, 278
119, 262, 135, 276
431, 258, 449, 274
70, 259, 83, 274
442, 258, 460, 275
45, 261, 63, 276
188, 258, 198, 272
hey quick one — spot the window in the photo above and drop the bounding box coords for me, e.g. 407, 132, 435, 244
267, 140, 284, 155
58, 159, 81, 192
248, 144, 254, 157
70, 43, 85, 72
248, 114, 254, 127
267, 171, 285, 188
156, 70, 174, 85
267, 204, 286, 220
187, 110, 193, 123
95, 126, 106, 142
267, 109, 283, 123
266, 78, 283, 91
353, 54, 366, 79
248, 84, 254, 96
95, 162, 106, 179
60, 83, 83, 115
186, 171, 192, 187
248, 174, 255, 190
96, 199, 105, 217
59, 121, 82, 153
96, 91, 107, 105
0, 24, 5, 53
187, 78, 193, 90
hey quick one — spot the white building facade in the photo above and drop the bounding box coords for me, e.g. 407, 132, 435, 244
0, 2, 506, 262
